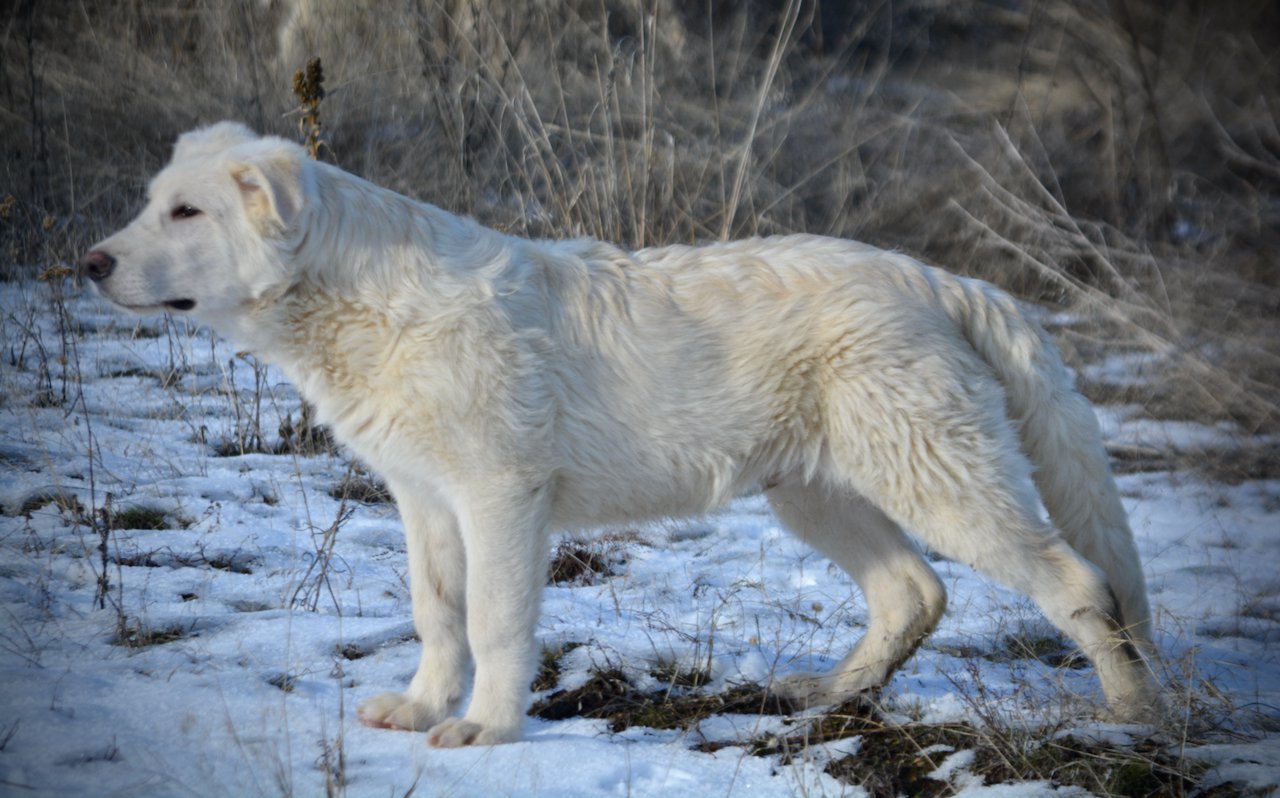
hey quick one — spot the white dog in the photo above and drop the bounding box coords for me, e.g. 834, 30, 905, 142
83, 122, 1160, 746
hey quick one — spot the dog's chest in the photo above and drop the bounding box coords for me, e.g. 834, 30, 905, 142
279, 309, 471, 480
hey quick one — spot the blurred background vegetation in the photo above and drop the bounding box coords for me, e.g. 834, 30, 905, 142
3, 0, 1277, 433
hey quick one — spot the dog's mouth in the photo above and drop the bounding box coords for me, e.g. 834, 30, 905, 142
109, 298, 198, 314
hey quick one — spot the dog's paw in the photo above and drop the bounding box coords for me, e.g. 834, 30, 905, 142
426, 716, 522, 748
1107, 694, 1168, 728
357, 692, 445, 732
772, 671, 878, 709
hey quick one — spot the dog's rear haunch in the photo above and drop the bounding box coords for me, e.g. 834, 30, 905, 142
83, 122, 1161, 746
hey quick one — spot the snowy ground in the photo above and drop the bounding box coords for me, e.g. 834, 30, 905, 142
1, 277, 1278, 797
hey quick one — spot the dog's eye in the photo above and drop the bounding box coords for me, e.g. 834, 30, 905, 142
171, 204, 202, 220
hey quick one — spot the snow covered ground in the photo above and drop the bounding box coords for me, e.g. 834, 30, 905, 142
1, 277, 1277, 797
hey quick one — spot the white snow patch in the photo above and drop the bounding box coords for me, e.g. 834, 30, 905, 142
1, 282, 1277, 796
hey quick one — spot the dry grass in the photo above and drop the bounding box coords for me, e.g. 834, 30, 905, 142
528, 662, 1231, 797
4, 0, 1276, 434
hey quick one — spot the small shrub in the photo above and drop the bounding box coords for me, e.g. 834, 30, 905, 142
204, 553, 255, 574
531, 642, 583, 692
114, 621, 189, 648
14, 489, 82, 518
650, 658, 711, 688
109, 505, 174, 531
547, 533, 641, 585
822, 721, 971, 798
999, 632, 1088, 670
548, 542, 617, 585
529, 667, 795, 732
328, 471, 392, 504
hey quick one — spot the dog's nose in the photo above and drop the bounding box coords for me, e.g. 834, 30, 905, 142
80, 250, 116, 282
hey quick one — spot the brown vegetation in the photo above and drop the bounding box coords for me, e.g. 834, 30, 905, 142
5, 0, 1276, 433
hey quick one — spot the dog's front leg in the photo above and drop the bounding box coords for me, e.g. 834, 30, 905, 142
358, 488, 468, 731
426, 482, 551, 747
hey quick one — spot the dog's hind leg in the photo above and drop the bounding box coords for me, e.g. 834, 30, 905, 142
921, 506, 1163, 723
821, 361, 1162, 722
767, 484, 946, 706
358, 486, 469, 732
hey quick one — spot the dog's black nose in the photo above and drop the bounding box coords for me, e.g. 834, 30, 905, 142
80, 250, 116, 282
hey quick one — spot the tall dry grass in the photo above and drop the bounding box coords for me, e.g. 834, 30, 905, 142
3, 0, 1277, 433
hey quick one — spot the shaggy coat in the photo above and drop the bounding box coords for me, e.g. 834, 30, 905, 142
83, 122, 1160, 746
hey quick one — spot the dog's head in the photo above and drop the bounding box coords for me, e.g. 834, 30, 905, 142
81, 122, 312, 334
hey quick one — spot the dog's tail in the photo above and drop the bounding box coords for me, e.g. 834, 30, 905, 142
923, 264, 1153, 646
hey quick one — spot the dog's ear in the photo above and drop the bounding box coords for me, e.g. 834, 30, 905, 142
229, 143, 307, 234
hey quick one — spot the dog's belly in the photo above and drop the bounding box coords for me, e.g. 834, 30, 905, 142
545, 418, 817, 531
547, 468, 736, 529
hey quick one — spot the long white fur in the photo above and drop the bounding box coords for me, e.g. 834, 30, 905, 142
86, 122, 1161, 746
